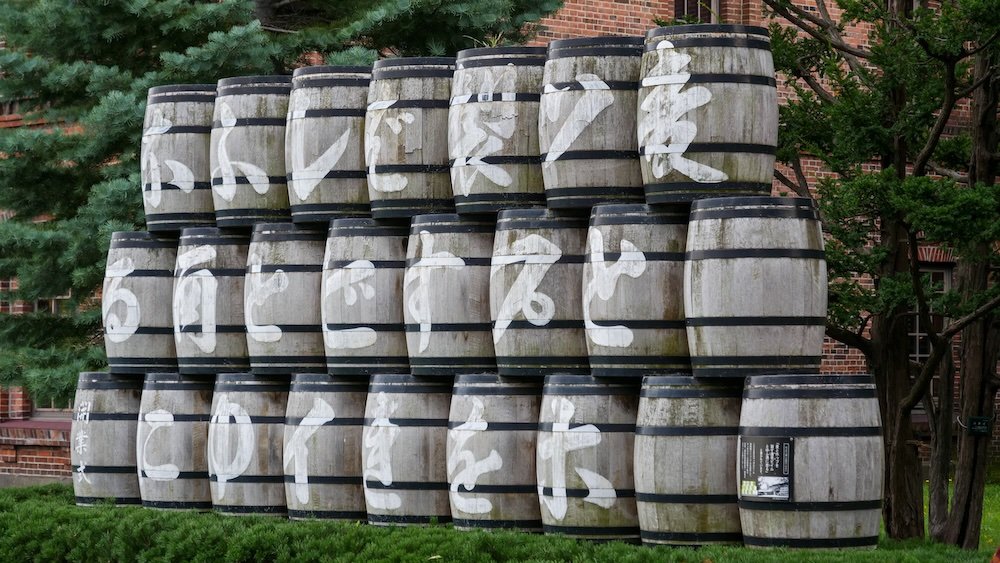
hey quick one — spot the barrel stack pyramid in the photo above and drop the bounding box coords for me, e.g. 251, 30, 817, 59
72, 23, 885, 550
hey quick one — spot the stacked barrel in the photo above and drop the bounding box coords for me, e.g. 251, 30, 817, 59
72, 22, 884, 552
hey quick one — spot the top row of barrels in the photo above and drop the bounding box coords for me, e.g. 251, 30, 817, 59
141, 25, 776, 230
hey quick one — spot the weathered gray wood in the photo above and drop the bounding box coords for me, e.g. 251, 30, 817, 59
286, 66, 372, 223
538, 36, 644, 209
684, 196, 827, 377
365, 58, 455, 219
404, 214, 495, 375
71, 372, 142, 506
244, 223, 326, 374
634, 375, 742, 545
537, 375, 640, 541
322, 219, 410, 375
173, 228, 250, 374
283, 373, 368, 520
136, 372, 214, 510
490, 209, 589, 376
142, 84, 217, 232
584, 204, 689, 376
449, 47, 546, 213
447, 374, 542, 531
737, 374, 883, 549
362, 374, 452, 526
210, 76, 291, 227
639, 25, 777, 203
103, 232, 177, 374
207, 373, 289, 516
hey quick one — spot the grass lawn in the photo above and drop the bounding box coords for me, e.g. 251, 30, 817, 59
0, 483, 996, 562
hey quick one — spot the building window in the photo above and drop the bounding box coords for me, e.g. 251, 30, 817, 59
674, 0, 719, 24
907, 267, 952, 364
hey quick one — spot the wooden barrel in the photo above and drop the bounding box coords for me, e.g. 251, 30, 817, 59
404, 214, 495, 375
245, 223, 326, 375
71, 372, 142, 506
640, 25, 777, 204
536, 375, 639, 541
207, 372, 289, 516
738, 374, 883, 549
322, 219, 409, 375
684, 197, 827, 377
283, 373, 368, 520
448, 373, 542, 531
173, 227, 250, 374
634, 375, 742, 546
584, 204, 689, 376
362, 374, 452, 525
211, 75, 292, 227
141, 84, 217, 232
538, 36, 644, 209
449, 47, 546, 213
136, 372, 214, 510
365, 57, 455, 219
103, 232, 177, 374
286, 66, 372, 223
491, 209, 589, 376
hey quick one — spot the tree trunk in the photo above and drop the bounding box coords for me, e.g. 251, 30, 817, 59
928, 356, 955, 538
874, 220, 926, 540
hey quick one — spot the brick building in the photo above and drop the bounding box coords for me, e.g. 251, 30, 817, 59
0, 1, 994, 482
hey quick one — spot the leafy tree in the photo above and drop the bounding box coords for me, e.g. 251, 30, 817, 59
764, 0, 1000, 548
0, 0, 561, 404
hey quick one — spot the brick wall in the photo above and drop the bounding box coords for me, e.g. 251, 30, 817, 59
0, 420, 71, 478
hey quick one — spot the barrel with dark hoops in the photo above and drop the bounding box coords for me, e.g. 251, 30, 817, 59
365, 58, 455, 219
639, 25, 777, 203
684, 197, 827, 377
322, 219, 410, 375
490, 209, 589, 377
449, 47, 547, 213
173, 227, 250, 375
103, 231, 177, 374
136, 372, 214, 510
244, 223, 326, 375
207, 372, 289, 516
536, 375, 640, 541
584, 204, 689, 376
737, 375, 883, 549
71, 372, 142, 506
362, 374, 452, 526
286, 66, 372, 223
539, 36, 644, 209
634, 376, 742, 545
404, 214, 496, 375
210, 75, 291, 227
283, 373, 368, 520
141, 84, 216, 231
447, 373, 542, 531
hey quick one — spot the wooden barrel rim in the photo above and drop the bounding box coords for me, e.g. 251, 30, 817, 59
646, 24, 769, 39
548, 36, 644, 50
217, 75, 292, 87
109, 231, 177, 248
328, 218, 409, 237
293, 65, 372, 77
373, 57, 456, 69
496, 208, 589, 230
457, 46, 547, 59
77, 372, 145, 390
745, 374, 875, 387
589, 204, 688, 225
690, 196, 814, 211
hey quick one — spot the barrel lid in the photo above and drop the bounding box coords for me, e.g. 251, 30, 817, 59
217, 75, 293, 87
373, 57, 456, 69
147, 84, 216, 96
457, 46, 547, 59
293, 65, 372, 77
548, 36, 644, 50
646, 24, 770, 40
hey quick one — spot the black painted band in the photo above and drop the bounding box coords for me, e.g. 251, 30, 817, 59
75, 496, 142, 505
216, 86, 290, 97
739, 425, 883, 437
539, 486, 635, 498
289, 108, 366, 119
141, 500, 214, 509
689, 206, 818, 222
639, 387, 742, 399
542, 524, 640, 536
545, 80, 639, 91
452, 385, 541, 397
371, 68, 454, 80
452, 518, 543, 529
368, 99, 450, 110
211, 176, 287, 185
635, 426, 738, 436
743, 387, 877, 400
687, 316, 826, 327
287, 170, 367, 181
547, 46, 643, 59
685, 248, 825, 260
539, 422, 635, 433
452, 483, 537, 494
370, 164, 451, 174
540, 149, 639, 161
691, 355, 823, 366
144, 125, 212, 135
212, 117, 285, 128
747, 374, 874, 386
284, 417, 365, 426
367, 513, 452, 524
741, 535, 878, 548
141, 470, 209, 479
636, 492, 735, 504
288, 509, 367, 519
292, 78, 370, 89
282, 475, 363, 485
365, 387, 451, 396
363, 480, 450, 490
450, 93, 541, 105
447, 421, 537, 431
325, 323, 403, 331
456, 57, 546, 69
644, 36, 771, 51
208, 474, 284, 483
450, 155, 541, 166
212, 504, 287, 514
639, 142, 774, 156
644, 181, 773, 201
640, 530, 743, 543
71, 465, 137, 473
641, 73, 776, 87
738, 499, 881, 511
147, 94, 216, 105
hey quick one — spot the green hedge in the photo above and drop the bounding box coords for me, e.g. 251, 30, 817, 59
0, 485, 989, 562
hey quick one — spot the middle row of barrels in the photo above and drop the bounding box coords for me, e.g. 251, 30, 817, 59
105, 197, 828, 380
73, 371, 883, 549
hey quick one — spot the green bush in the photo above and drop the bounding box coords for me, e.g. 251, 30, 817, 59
0, 484, 993, 562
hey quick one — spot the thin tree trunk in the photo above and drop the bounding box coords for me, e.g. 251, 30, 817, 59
928, 356, 955, 538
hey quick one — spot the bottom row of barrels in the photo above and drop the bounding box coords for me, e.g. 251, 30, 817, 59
72, 371, 883, 550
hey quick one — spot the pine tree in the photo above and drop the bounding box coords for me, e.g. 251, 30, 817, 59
0, 0, 562, 404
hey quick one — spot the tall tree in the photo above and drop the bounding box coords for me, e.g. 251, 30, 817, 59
764, 0, 1000, 547
0, 0, 561, 404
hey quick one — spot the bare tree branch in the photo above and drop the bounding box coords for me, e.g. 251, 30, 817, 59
899, 231, 948, 413
826, 322, 873, 357
914, 61, 958, 176
762, 0, 872, 60
797, 71, 837, 104
957, 70, 996, 99
941, 291, 1000, 340
929, 161, 970, 183
774, 168, 803, 195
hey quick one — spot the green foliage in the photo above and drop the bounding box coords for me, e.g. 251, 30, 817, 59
0, 483, 996, 561
0, 0, 561, 402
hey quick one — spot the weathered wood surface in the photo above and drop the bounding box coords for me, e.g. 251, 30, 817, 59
142, 84, 217, 231
211, 76, 291, 227
286, 66, 371, 223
